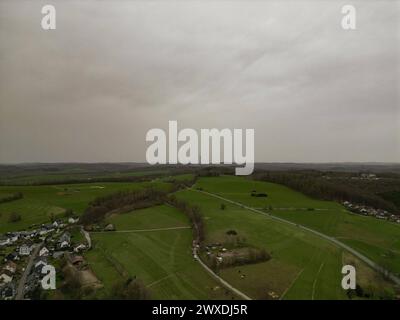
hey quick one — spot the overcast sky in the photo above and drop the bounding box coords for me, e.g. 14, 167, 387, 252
0, 0, 399, 163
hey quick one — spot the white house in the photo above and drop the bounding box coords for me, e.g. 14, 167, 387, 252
0, 273, 13, 284
34, 260, 47, 270
19, 244, 31, 256
68, 218, 78, 224
39, 247, 49, 257
73, 244, 86, 253
60, 241, 69, 249
0, 238, 10, 247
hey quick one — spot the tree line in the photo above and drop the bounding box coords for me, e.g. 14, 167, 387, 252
0, 192, 23, 204
166, 195, 206, 244
80, 188, 166, 226
253, 171, 398, 213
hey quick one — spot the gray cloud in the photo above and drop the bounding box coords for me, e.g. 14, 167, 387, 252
0, 0, 399, 163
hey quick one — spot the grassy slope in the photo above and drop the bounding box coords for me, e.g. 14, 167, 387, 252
195, 176, 400, 275
106, 205, 188, 230
86, 205, 235, 300
176, 189, 348, 300
0, 181, 170, 233
174, 176, 396, 299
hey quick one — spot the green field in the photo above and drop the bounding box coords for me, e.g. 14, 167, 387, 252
86, 205, 235, 299
106, 205, 188, 230
1, 173, 398, 300
168, 176, 397, 299
194, 176, 400, 276
0, 181, 171, 233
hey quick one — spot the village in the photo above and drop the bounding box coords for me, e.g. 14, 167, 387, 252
343, 201, 400, 223
0, 216, 90, 300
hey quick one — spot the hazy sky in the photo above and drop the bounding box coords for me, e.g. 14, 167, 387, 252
0, 0, 399, 163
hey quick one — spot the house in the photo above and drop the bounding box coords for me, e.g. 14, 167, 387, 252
74, 244, 86, 253
39, 247, 50, 257
19, 244, 32, 256
59, 232, 71, 244
60, 241, 70, 249
0, 273, 13, 284
3, 261, 17, 274
39, 229, 50, 236
5, 252, 19, 261
34, 259, 47, 273
104, 224, 115, 231
53, 251, 64, 259
0, 238, 11, 247
68, 217, 78, 224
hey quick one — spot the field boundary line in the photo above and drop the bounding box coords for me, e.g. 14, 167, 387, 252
279, 268, 304, 300
190, 188, 400, 286
147, 273, 176, 288
311, 262, 325, 300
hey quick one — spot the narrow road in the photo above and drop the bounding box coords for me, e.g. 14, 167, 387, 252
193, 248, 252, 300
15, 243, 42, 300
191, 188, 400, 286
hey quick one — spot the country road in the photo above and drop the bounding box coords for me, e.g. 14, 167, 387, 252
193, 247, 252, 300
191, 188, 400, 286
15, 243, 42, 300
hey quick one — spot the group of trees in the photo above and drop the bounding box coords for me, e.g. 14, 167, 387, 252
169, 176, 197, 192
0, 192, 23, 204
254, 171, 398, 213
166, 195, 205, 244
8, 212, 22, 223
80, 188, 166, 225
109, 278, 150, 300
209, 248, 271, 271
